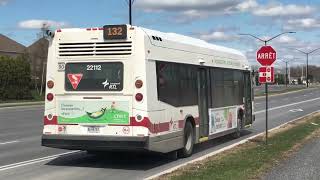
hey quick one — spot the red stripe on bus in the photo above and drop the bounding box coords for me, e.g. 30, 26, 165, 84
44, 116, 199, 133
178, 120, 185, 128
43, 116, 58, 125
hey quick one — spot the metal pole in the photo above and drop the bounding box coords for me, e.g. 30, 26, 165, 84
285, 62, 288, 88
264, 41, 268, 145
306, 54, 309, 88
129, 0, 132, 25
40, 62, 46, 96
265, 82, 268, 144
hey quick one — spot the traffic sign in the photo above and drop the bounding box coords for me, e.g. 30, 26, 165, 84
257, 46, 276, 66
259, 66, 274, 83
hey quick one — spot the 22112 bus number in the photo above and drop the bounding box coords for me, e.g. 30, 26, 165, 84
86, 65, 101, 71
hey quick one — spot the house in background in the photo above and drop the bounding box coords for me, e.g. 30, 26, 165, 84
0, 34, 26, 57
0, 34, 49, 91
26, 37, 48, 88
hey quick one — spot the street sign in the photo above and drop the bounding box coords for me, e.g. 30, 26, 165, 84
259, 66, 274, 83
257, 46, 276, 66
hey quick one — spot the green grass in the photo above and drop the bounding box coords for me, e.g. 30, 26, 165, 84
30, 90, 45, 101
169, 115, 320, 180
0, 90, 44, 104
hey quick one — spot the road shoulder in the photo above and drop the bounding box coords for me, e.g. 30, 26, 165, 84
151, 112, 320, 180
263, 131, 320, 180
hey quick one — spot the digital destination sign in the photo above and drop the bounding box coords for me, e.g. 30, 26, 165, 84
103, 25, 127, 40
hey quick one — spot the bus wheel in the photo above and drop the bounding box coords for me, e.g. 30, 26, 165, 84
178, 121, 194, 158
232, 116, 242, 138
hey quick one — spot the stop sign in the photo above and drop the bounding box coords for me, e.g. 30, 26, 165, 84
257, 46, 276, 66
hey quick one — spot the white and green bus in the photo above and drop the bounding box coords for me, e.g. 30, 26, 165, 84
42, 24, 254, 157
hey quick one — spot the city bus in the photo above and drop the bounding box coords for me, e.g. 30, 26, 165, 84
42, 24, 254, 158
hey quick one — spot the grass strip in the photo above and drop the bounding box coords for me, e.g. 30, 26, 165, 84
159, 113, 320, 180
255, 87, 306, 97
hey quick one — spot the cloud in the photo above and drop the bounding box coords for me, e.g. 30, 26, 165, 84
195, 27, 240, 42
274, 35, 297, 44
284, 18, 320, 31
136, 0, 256, 23
252, 3, 315, 17
18, 19, 70, 29
199, 31, 237, 42
0, 0, 9, 6
135, 0, 241, 12
235, 0, 258, 12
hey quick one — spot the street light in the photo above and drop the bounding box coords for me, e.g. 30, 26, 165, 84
238, 31, 296, 145
239, 31, 296, 46
294, 48, 320, 88
278, 59, 293, 88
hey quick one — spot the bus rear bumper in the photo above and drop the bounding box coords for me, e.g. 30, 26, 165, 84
42, 134, 147, 151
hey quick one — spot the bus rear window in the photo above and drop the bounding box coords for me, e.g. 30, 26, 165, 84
65, 62, 123, 91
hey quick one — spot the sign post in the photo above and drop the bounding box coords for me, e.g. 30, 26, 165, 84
257, 45, 276, 145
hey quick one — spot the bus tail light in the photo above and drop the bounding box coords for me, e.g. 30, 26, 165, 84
47, 93, 54, 101
47, 80, 54, 89
135, 93, 143, 102
135, 80, 143, 88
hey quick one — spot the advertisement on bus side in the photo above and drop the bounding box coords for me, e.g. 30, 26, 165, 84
57, 100, 129, 124
209, 106, 238, 135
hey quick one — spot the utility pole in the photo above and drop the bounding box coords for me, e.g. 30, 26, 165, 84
295, 48, 320, 88
279, 59, 290, 88
129, 0, 132, 25
285, 61, 288, 87
127, 0, 135, 25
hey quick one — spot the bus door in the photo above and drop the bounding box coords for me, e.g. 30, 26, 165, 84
198, 68, 209, 137
244, 72, 253, 125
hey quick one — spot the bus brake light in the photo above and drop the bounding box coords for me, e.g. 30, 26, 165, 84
47, 93, 54, 101
135, 93, 143, 102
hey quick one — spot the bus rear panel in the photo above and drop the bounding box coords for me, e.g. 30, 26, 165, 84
42, 25, 153, 151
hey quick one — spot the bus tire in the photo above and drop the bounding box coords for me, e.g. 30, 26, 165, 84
178, 121, 194, 158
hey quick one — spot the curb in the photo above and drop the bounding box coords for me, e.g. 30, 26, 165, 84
144, 110, 320, 180
0, 101, 44, 108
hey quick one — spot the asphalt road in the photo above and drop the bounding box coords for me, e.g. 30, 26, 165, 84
0, 88, 319, 180
263, 137, 320, 180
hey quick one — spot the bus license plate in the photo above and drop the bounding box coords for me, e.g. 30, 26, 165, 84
87, 126, 100, 133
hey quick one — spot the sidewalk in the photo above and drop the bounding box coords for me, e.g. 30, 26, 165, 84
263, 137, 320, 180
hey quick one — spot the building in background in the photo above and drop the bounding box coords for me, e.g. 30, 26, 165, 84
0, 34, 26, 57
26, 38, 49, 92
0, 34, 49, 92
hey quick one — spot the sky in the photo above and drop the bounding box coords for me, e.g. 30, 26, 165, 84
0, 0, 320, 68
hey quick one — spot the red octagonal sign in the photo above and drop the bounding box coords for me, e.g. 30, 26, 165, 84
257, 46, 276, 66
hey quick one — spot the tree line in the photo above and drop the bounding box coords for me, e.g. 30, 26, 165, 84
0, 55, 32, 101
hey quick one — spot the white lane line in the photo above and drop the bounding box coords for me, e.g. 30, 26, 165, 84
289, 109, 303, 112
0, 150, 80, 171
0, 141, 19, 145
254, 97, 320, 115
145, 110, 320, 180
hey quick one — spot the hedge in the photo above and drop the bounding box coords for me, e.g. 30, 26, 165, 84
0, 55, 32, 101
